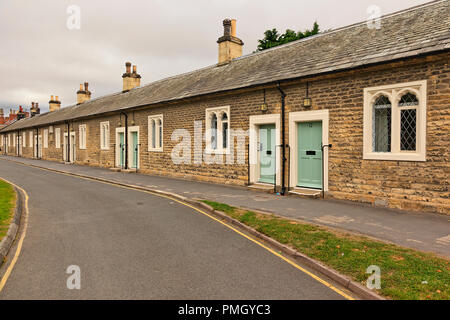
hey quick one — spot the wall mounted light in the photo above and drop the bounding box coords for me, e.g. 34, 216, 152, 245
260, 89, 269, 112
303, 82, 312, 108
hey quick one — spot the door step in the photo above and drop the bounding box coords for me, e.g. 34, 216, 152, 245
109, 167, 122, 172
248, 183, 276, 194
289, 187, 321, 199
121, 168, 137, 173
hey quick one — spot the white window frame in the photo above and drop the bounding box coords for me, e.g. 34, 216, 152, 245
43, 129, 49, 148
79, 124, 87, 150
100, 121, 110, 150
12, 133, 15, 147
22, 132, 26, 148
148, 115, 163, 152
363, 80, 427, 162
29, 131, 33, 148
205, 106, 230, 154
55, 128, 61, 149
0, 135, 3, 147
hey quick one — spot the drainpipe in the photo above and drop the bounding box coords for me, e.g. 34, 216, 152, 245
66, 122, 70, 162
121, 112, 128, 170
35, 128, 39, 159
277, 83, 287, 195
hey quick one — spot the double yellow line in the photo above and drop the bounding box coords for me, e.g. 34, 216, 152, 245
0, 162, 354, 300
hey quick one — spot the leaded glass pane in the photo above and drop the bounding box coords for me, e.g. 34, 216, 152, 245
401, 109, 416, 151
399, 93, 419, 107
211, 114, 217, 150
373, 96, 391, 152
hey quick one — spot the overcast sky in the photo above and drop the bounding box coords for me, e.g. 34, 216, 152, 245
0, 0, 431, 114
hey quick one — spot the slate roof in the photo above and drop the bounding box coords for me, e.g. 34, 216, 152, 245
2, 0, 449, 133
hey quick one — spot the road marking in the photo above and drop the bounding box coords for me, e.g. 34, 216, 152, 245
0, 159, 355, 300
0, 178, 29, 293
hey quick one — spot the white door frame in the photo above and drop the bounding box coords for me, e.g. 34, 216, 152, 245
289, 110, 329, 191
115, 126, 140, 169
63, 132, 76, 162
249, 114, 281, 185
128, 126, 140, 169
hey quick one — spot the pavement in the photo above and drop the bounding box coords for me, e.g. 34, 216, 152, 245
1, 155, 449, 258
0, 159, 349, 299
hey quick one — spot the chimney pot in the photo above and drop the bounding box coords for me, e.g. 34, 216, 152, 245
84, 82, 89, 91
125, 62, 131, 74
55, 96, 59, 101
80, 84, 83, 91
223, 19, 232, 36
231, 19, 237, 37
51, 95, 54, 101
133, 65, 137, 73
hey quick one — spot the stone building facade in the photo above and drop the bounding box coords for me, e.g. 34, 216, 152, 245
1, 1, 449, 214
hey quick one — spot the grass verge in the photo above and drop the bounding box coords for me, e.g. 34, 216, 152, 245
202, 200, 449, 300
0, 179, 16, 242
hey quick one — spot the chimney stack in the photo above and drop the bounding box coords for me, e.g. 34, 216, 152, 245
122, 62, 141, 92
217, 19, 244, 65
77, 82, 92, 104
49, 95, 61, 112
30, 102, 40, 117
17, 105, 26, 120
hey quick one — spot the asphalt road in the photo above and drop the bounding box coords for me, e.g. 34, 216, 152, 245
0, 160, 348, 300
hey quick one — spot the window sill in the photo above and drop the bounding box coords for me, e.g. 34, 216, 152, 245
148, 148, 163, 152
100, 147, 110, 151
363, 152, 426, 162
205, 148, 230, 155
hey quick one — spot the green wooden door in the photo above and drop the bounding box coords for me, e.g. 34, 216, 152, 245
119, 132, 125, 167
297, 121, 322, 189
131, 131, 138, 169
259, 124, 276, 184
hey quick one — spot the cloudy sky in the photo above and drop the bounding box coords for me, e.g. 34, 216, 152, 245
0, 0, 430, 114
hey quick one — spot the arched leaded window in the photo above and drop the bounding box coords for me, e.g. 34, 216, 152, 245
221, 113, 228, 149
373, 95, 391, 152
148, 115, 163, 151
398, 93, 418, 151
151, 119, 156, 149
211, 113, 218, 150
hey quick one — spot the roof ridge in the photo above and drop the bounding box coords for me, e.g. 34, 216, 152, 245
236, 0, 446, 60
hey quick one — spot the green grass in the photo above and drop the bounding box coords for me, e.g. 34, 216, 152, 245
203, 200, 449, 300
0, 179, 16, 242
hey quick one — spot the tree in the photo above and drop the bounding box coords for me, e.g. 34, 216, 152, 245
256, 22, 319, 52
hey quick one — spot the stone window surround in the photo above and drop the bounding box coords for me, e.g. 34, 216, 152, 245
100, 121, 110, 150
43, 129, 49, 149
289, 109, 330, 192
55, 128, 61, 149
249, 113, 281, 186
148, 115, 163, 152
363, 80, 427, 162
29, 131, 33, 148
79, 124, 87, 150
205, 106, 231, 155
22, 132, 26, 148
